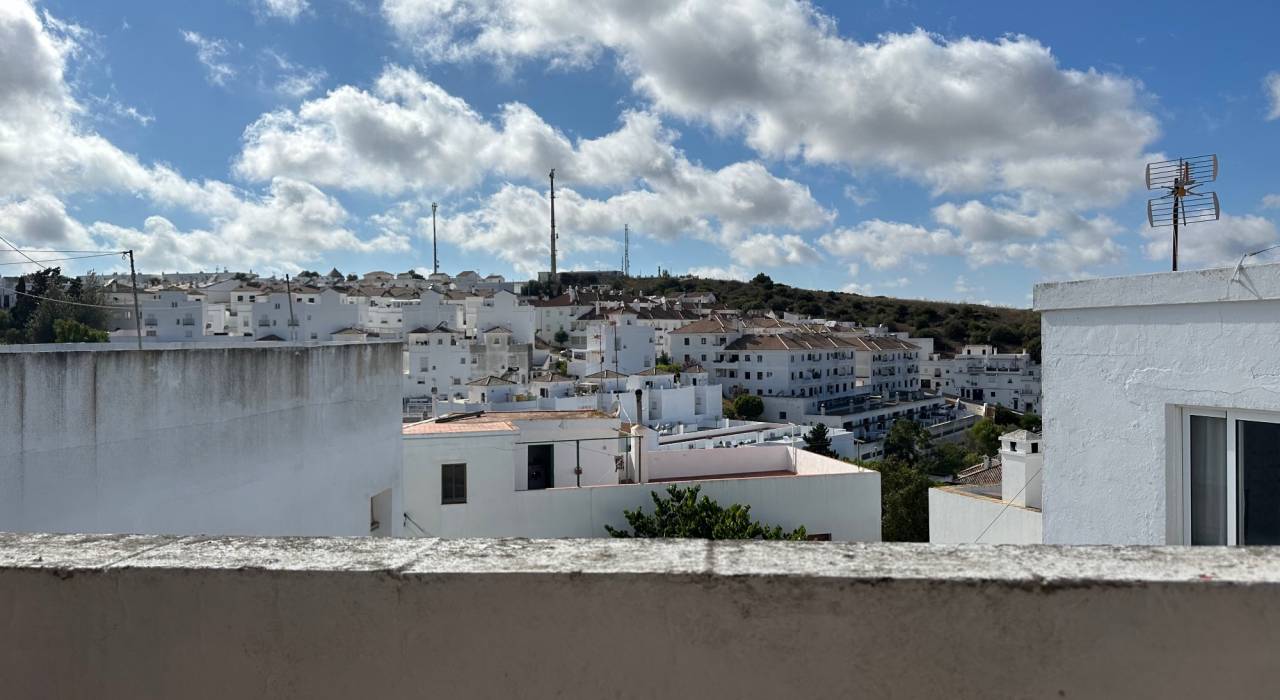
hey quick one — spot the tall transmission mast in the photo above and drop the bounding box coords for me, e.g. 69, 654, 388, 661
431, 202, 439, 275
623, 224, 630, 277
549, 168, 558, 279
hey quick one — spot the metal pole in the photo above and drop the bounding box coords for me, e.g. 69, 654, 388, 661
634, 388, 644, 483
549, 168, 557, 280
431, 202, 439, 275
576, 439, 581, 488
127, 250, 142, 351
1172, 195, 1180, 272
285, 274, 297, 341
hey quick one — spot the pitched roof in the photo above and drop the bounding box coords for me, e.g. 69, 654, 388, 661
530, 372, 575, 383
467, 376, 516, 386
954, 460, 1002, 487
582, 369, 626, 379
1000, 429, 1041, 442
669, 316, 737, 334
407, 322, 461, 334
631, 367, 675, 376
481, 325, 513, 334
256, 334, 286, 341
333, 327, 366, 335
725, 333, 862, 351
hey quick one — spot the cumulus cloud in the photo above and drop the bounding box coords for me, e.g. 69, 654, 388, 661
0, 2, 402, 273
819, 220, 963, 269
181, 30, 236, 86
236, 65, 831, 271
1266, 72, 1280, 121
1262, 194, 1280, 210
1141, 214, 1280, 269
685, 265, 751, 281
382, 0, 1159, 204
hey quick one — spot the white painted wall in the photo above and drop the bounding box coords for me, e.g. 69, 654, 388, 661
928, 489, 1043, 544
0, 342, 404, 536
1035, 263, 1280, 544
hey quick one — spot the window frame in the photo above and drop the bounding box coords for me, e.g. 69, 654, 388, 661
441, 462, 467, 505
1182, 407, 1280, 545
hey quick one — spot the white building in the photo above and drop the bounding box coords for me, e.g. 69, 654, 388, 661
929, 430, 1043, 544
248, 288, 362, 342
401, 410, 881, 540
470, 289, 536, 344
568, 308, 655, 376
403, 323, 470, 399
610, 367, 723, 430
921, 344, 1042, 414
1036, 262, 1280, 545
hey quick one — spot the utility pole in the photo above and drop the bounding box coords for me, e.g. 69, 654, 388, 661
431, 202, 439, 275
285, 273, 297, 341
127, 250, 142, 351
623, 223, 630, 277
549, 168, 558, 280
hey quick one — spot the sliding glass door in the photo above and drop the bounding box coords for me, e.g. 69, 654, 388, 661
1184, 409, 1280, 545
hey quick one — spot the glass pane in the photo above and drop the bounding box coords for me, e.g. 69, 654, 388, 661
1189, 415, 1226, 545
1239, 420, 1280, 545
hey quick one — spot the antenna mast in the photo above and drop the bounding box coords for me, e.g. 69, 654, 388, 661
1146, 154, 1220, 272
549, 168, 558, 280
431, 202, 439, 275
623, 224, 630, 277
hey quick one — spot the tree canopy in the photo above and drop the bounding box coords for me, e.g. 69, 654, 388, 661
1, 269, 109, 344
803, 422, 835, 457
606, 484, 807, 540
731, 394, 764, 420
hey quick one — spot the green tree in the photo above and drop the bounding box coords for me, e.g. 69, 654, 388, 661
605, 484, 807, 540
731, 394, 764, 420
872, 459, 932, 542
883, 419, 931, 464
1019, 413, 1042, 433
346, 273, 358, 281
53, 318, 108, 343
968, 418, 1002, 457
553, 329, 569, 345
803, 422, 835, 457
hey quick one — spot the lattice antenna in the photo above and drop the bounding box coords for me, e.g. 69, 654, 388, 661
1146, 154, 1221, 271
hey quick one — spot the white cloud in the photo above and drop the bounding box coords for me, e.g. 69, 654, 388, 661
1262, 194, 1280, 209
685, 265, 750, 281
0, 194, 95, 254
383, 0, 1159, 204
262, 49, 326, 98
1265, 72, 1280, 121
236, 66, 831, 271
181, 30, 236, 86
819, 220, 963, 269
255, 0, 310, 22
0, 2, 402, 273
1141, 214, 1280, 269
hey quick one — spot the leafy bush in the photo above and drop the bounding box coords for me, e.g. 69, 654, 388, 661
731, 394, 764, 420
605, 484, 807, 540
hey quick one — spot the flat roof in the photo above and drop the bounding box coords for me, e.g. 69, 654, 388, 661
1034, 260, 1280, 311
402, 420, 517, 436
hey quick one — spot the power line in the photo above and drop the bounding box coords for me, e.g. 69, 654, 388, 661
972, 464, 1042, 544
0, 233, 49, 269
0, 252, 126, 267
0, 284, 133, 311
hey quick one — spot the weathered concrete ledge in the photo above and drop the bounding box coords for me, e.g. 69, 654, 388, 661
1034, 259, 1280, 311
4, 534, 1280, 698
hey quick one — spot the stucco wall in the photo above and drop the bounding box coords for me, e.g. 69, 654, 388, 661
4, 534, 1280, 698
928, 489, 1042, 544
0, 342, 403, 536
1035, 263, 1280, 544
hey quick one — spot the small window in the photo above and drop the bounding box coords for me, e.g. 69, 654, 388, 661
779, 411, 787, 420
442, 463, 467, 504
1030, 443, 1039, 454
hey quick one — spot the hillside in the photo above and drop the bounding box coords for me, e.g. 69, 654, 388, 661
554, 271, 1041, 359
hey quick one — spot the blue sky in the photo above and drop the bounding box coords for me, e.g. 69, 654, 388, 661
3, 0, 1280, 305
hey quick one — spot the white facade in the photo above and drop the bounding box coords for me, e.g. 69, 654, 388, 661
0, 342, 403, 536
929, 430, 1043, 544
471, 290, 536, 344
403, 325, 470, 399
610, 369, 723, 429
402, 412, 881, 540
569, 310, 655, 376
249, 288, 361, 341
1035, 262, 1280, 545
921, 344, 1042, 414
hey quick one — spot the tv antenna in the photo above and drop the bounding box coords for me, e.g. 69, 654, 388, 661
1146, 154, 1220, 271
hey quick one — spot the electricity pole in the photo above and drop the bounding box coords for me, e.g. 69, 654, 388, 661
623, 224, 630, 277
285, 274, 297, 341
127, 250, 142, 350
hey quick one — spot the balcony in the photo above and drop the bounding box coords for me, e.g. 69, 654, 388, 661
2, 533, 1277, 697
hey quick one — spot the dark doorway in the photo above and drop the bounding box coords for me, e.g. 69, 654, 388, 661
528, 444, 554, 490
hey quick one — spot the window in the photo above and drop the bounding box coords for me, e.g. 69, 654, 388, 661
1183, 408, 1280, 545
684, 338, 690, 346
442, 463, 467, 504
779, 411, 786, 420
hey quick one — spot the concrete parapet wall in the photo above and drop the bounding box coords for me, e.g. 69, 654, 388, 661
2, 534, 1279, 698
0, 343, 403, 536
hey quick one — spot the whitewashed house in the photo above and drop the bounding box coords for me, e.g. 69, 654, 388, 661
1036, 262, 1280, 545
929, 430, 1043, 544
921, 344, 1042, 414
568, 308, 655, 376
403, 323, 469, 399
401, 410, 881, 540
